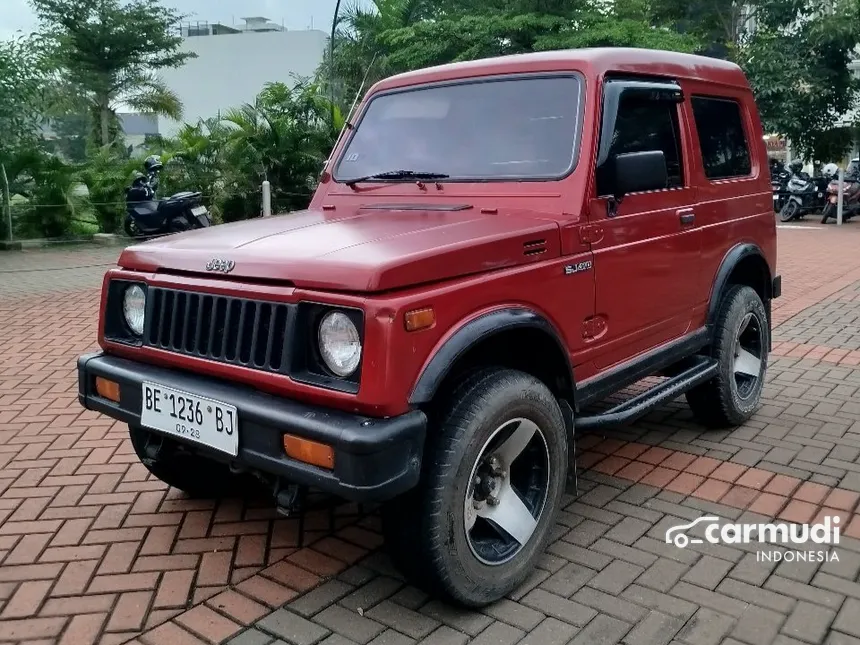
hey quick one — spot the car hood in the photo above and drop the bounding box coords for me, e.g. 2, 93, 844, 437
118, 205, 562, 292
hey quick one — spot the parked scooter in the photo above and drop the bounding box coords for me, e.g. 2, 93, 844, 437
821, 159, 860, 224
124, 155, 212, 238
779, 163, 837, 222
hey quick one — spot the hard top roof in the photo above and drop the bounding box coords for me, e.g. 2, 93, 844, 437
371, 48, 748, 93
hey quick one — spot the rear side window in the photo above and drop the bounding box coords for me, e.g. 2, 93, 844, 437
691, 97, 752, 179
598, 99, 684, 195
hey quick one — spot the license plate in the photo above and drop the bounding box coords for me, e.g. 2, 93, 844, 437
773, 195, 778, 201
140, 383, 238, 456
191, 205, 208, 216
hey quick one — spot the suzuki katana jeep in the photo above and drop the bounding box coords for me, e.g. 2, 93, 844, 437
78, 48, 779, 606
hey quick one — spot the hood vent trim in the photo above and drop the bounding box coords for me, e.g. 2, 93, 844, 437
523, 239, 547, 257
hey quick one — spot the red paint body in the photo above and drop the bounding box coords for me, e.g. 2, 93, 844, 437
101, 48, 776, 418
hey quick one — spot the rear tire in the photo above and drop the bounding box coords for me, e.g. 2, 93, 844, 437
686, 286, 769, 429
129, 425, 240, 498
382, 368, 568, 607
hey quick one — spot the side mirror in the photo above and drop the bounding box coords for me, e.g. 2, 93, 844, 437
612, 150, 668, 199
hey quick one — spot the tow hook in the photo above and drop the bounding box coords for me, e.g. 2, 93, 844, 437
275, 481, 307, 518
142, 435, 162, 467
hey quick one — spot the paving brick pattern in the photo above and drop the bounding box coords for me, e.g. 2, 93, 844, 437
3, 223, 860, 644
594, 275, 860, 492
0, 247, 122, 300
217, 471, 860, 645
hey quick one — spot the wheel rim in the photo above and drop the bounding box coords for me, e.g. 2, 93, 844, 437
732, 311, 764, 400
463, 418, 550, 566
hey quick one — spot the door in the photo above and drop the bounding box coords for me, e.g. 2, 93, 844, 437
684, 89, 767, 311
588, 87, 702, 369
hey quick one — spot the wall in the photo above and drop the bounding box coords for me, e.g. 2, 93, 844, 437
157, 29, 328, 137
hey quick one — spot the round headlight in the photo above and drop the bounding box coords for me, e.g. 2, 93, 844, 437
123, 285, 146, 336
318, 311, 361, 377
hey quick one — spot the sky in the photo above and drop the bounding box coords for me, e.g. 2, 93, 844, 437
0, 0, 352, 39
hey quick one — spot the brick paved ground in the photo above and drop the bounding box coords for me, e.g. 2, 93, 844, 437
5, 221, 860, 644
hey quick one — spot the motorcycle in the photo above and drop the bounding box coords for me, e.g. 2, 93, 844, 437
771, 166, 791, 213
821, 159, 860, 224
123, 156, 212, 238
778, 172, 831, 222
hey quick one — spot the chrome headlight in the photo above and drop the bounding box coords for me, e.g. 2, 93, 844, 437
318, 311, 361, 377
123, 285, 146, 336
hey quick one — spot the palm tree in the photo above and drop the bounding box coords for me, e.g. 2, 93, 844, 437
3, 147, 86, 239
32, 0, 194, 149
328, 0, 435, 107
79, 146, 141, 233
220, 81, 341, 218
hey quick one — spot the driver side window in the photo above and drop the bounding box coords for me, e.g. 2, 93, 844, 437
597, 98, 684, 196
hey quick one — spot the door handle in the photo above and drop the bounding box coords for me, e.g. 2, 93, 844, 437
678, 209, 695, 226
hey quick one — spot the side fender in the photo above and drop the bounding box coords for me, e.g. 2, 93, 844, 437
706, 243, 772, 327
408, 307, 574, 406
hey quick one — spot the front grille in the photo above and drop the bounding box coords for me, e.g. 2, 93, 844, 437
145, 288, 293, 373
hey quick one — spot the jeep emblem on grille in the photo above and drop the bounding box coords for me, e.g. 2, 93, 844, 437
206, 259, 235, 273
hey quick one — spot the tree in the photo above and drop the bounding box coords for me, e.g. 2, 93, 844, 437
648, 0, 860, 161
0, 36, 47, 150
156, 118, 232, 221
738, 0, 860, 161
328, 0, 435, 108
152, 81, 342, 224
79, 146, 141, 233
31, 0, 196, 149
220, 81, 341, 220
0, 35, 49, 240
328, 0, 702, 109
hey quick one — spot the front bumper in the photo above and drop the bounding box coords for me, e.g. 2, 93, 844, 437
77, 352, 426, 502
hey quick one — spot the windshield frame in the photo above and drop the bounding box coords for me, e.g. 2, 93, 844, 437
332, 71, 586, 185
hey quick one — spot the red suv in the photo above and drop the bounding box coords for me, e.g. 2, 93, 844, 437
78, 48, 779, 606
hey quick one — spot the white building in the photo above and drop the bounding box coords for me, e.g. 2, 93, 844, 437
156, 18, 328, 137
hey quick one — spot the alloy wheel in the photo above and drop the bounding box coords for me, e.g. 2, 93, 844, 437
463, 418, 550, 565
732, 311, 764, 400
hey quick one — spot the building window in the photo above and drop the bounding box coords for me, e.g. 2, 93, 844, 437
692, 97, 752, 179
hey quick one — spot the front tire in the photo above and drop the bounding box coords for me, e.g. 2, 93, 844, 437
124, 215, 141, 237
821, 203, 835, 223
129, 425, 240, 498
382, 369, 568, 607
686, 285, 769, 429
779, 200, 799, 222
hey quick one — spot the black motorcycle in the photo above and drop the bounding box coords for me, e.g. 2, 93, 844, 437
123, 155, 212, 238
778, 173, 830, 222
770, 162, 791, 212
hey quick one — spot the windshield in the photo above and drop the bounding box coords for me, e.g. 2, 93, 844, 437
335, 75, 582, 182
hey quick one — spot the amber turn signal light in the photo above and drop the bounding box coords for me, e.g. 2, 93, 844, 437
283, 435, 335, 470
404, 307, 435, 332
95, 377, 121, 402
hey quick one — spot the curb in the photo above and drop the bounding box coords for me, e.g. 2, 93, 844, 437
0, 234, 128, 251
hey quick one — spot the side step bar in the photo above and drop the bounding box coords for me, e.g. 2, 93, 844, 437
576, 357, 719, 431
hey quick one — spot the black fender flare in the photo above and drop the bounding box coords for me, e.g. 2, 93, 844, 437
706, 243, 773, 328
408, 307, 575, 407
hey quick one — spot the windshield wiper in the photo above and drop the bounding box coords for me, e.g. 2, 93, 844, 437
344, 170, 450, 187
